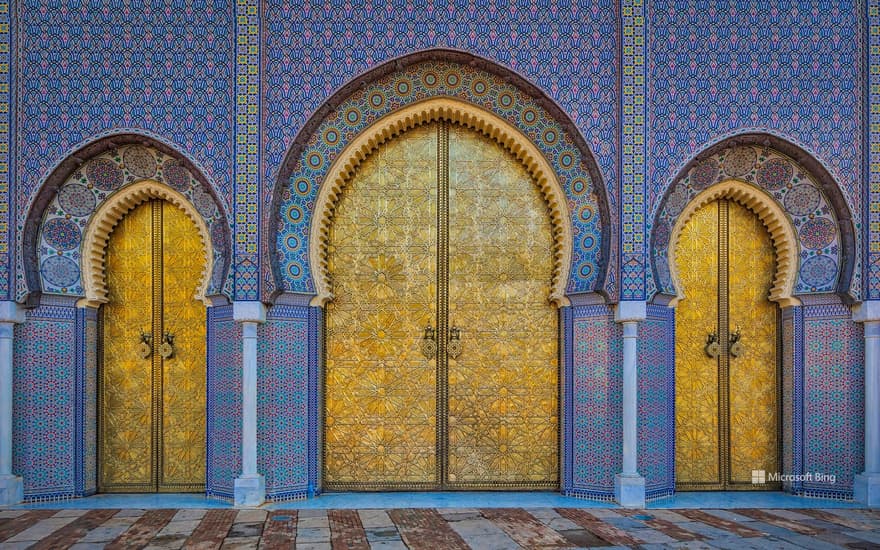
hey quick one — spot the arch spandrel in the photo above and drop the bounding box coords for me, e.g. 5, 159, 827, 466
24, 139, 232, 304
270, 57, 610, 301
651, 138, 854, 303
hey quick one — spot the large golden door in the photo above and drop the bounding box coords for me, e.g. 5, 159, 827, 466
674, 199, 779, 490
100, 199, 207, 492
324, 121, 558, 490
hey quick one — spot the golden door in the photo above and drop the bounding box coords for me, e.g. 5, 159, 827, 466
324, 121, 558, 490
100, 199, 207, 492
674, 199, 779, 490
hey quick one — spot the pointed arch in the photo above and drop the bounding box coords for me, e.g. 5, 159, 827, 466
668, 180, 799, 307
21, 133, 232, 305
308, 97, 572, 307
80, 181, 213, 308
269, 50, 611, 301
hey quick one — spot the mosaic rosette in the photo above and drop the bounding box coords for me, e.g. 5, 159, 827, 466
652, 148, 841, 296
275, 62, 605, 296
38, 146, 228, 297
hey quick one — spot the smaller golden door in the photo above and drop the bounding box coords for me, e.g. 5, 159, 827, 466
674, 199, 780, 490
99, 199, 207, 492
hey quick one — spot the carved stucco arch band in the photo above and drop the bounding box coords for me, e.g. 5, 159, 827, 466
309, 97, 573, 307
668, 179, 799, 308
79, 180, 213, 308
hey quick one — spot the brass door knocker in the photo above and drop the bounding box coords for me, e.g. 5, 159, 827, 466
138, 331, 152, 359
704, 331, 720, 359
420, 325, 436, 360
160, 332, 175, 359
448, 326, 462, 359
729, 326, 743, 358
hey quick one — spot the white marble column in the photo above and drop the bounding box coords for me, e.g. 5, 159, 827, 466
0, 301, 24, 505
855, 301, 880, 507
614, 301, 647, 508
233, 301, 266, 507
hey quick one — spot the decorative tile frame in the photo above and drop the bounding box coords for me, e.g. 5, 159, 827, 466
561, 304, 622, 500
269, 55, 611, 299
206, 304, 241, 499
868, 1, 880, 299
639, 304, 675, 499
650, 139, 856, 300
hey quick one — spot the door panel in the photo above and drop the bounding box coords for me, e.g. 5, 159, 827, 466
101, 201, 155, 491
674, 201, 720, 486
674, 198, 778, 490
100, 199, 206, 493
323, 121, 559, 489
324, 124, 439, 488
447, 124, 557, 487
160, 202, 207, 490
727, 201, 778, 484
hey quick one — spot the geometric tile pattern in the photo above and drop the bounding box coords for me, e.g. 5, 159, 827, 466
12, 303, 78, 500
801, 304, 864, 499
562, 305, 622, 500
206, 305, 242, 500
263, 2, 620, 297
36, 146, 229, 298
233, 0, 261, 300
647, 1, 862, 298
0, 0, 12, 298
257, 306, 309, 500
638, 305, 675, 499
273, 61, 607, 296
651, 147, 843, 297
619, 0, 647, 300
869, 1, 880, 299
15, 1, 235, 293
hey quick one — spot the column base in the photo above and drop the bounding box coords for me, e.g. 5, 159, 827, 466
233, 474, 265, 507
855, 473, 880, 507
0, 475, 23, 505
614, 474, 646, 508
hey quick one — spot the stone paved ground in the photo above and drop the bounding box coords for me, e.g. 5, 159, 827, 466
2, 507, 880, 549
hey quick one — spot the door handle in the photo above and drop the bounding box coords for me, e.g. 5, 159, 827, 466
729, 326, 743, 358
139, 330, 152, 359
704, 331, 720, 359
160, 332, 175, 359
448, 325, 462, 359
420, 325, 436, 360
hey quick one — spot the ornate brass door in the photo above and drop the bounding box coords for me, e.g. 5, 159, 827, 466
324, 121, 558, 490
100, 199, 207, 493
674, 199, 779, 490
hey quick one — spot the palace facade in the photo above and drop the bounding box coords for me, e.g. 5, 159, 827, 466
0, 1, 877, 508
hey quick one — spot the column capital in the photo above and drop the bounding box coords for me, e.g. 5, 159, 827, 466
614, 301, 647, 324
853, 301, 880, 323
233, 301, 267, 324
0, 301, 24, 325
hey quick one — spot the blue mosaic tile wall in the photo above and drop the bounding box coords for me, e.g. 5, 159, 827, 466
206, 305, 241, 499
647, 1, 863, 297
800, 304, 864, 498
639, 305, 675, 499
257, 305, 311, 500
14, 0, 235, 297
562, 305, 622, 500
263, 0, 619, 297
12, 302, 81, 500
867, 2, 880, 299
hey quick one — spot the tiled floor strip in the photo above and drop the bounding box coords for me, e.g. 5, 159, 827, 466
387, 508, 470, 550
259, 511, 297, 549
105, 508, 177, 549
554, 508, 645, 546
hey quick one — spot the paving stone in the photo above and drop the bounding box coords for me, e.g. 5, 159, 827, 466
358, 510, 394, 529
646, 510, 692, 523
295, 527, 331, 543
0, 512, 28, 519
625, 527, 677, 544
78, 518, 139, 543
172, 509, 207, 522
67, 543, 107, 550
227, 521, 263, 538
294, 543, 331, 550
700, 510, 759, 524
843, 529, 880, 544
454, 533, 521, 550
296, 516, 329, 529
234, 509, 267, 523
363, 528, 399, 542
51, 509, 89, 518
6, 517, 78, 542
220, 536, 261, 548
157, 520, 202, 537
297, 510, 328, 519
0, 542, 39, 550
366, 542, 408, 550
